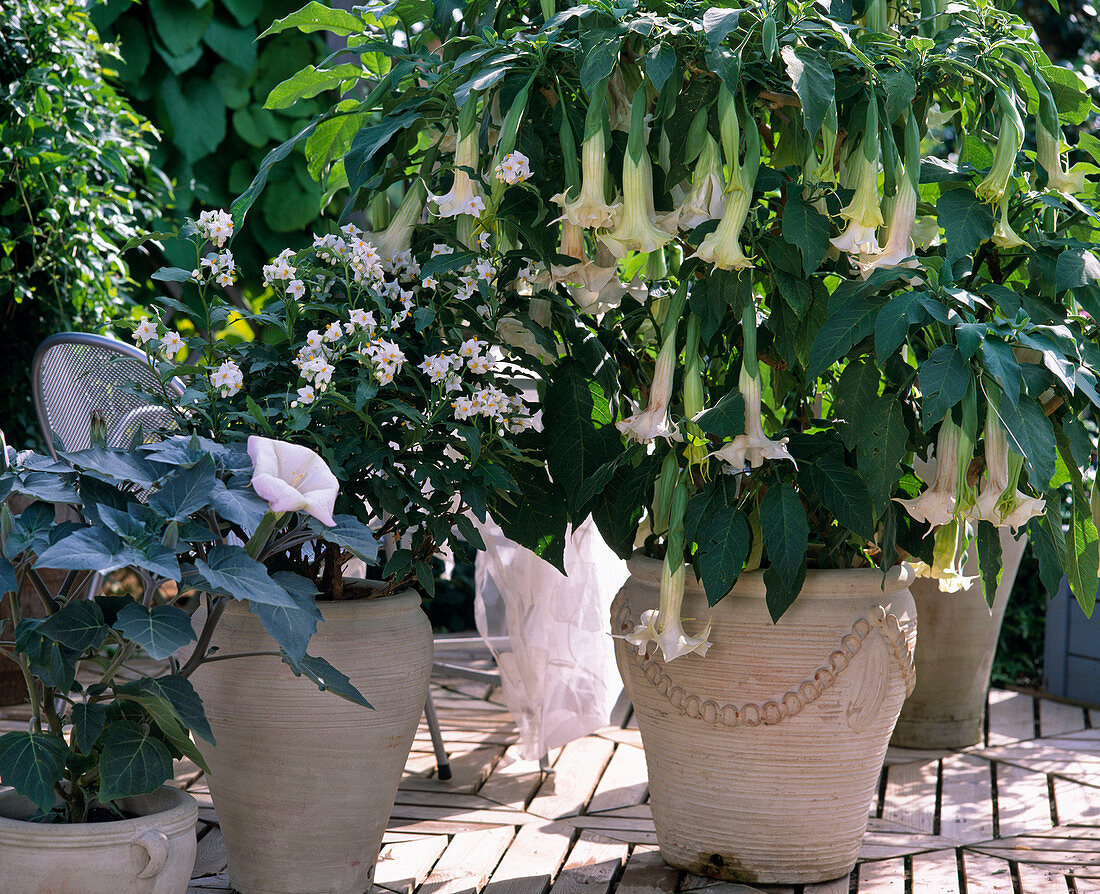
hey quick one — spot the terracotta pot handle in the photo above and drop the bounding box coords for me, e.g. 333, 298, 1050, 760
615, 604, 916, 728
134, 829, 170, 880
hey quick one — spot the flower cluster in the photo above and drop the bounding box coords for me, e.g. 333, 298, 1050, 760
210, 360, 243, 397
494, 151, 532, 185
198, 250, 237, 288
197, 209, 234, 247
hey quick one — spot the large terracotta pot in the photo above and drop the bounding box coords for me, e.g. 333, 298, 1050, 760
611, 555, 917, 885
892, 528, 1027, 748
189, 591, 432, 894
0, 785, 197, 894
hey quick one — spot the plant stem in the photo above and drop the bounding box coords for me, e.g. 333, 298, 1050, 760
178, 596, 227, 678
7, 591, 41, 731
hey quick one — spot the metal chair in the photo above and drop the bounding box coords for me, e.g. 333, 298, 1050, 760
32, 332, 184, 457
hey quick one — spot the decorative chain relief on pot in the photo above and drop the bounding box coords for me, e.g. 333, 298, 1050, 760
614, 604, 916, 728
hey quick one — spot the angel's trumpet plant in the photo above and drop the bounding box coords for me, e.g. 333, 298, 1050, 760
682, 315, 709, 470
894, 413, 965, 529
857, 113, 921, 277
831, 99, 884, 256
600, 85, 675, 257
620, 471, 711, 661
809, 102, 840, 186
430, 100, 486, 219
552, 221, 644, 313
369, 180, 427, 262
991, 191, 1032, 250
676, 133, 726, 231
921, 519, 977, 593
697, 88, 759, 270
616, 283, 684, 443
976, 87, 1024, 207
555, 83, 619, 229
711, 305, 796, 471
970, 395, 1046, 530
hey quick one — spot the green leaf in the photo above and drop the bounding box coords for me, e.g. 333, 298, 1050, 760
121, 676, 215, 746
35, 528, 138, 576
1029, 512, 1066, 600
149, 459, 216, 521
919, 345, 971, 429
161, 75, 227, 164
203, 19, 257, 70
544, 361, 622, 518
97, 721, 174, 803
804, 298, 878, 380
210, 481, 269, 536
15, 620, 77, 691
1055, 426, 1099, 617
151, 267, 195, 284
490, 467, 567, 573
696, 389, 745, 439
875, 291, 927, 360
781, 195, 831, 277
981, 339, 1022, 406
857, 396, 908, 514
149, 0, 212, 56
1000, 397, 1056, 489
287, 654, 373, 709
781, 45, 834, 139
937, 188, 994, 263
760, 483, 808, 622
1055, 248, 1100, 292
702, 8, 742, 50
881, 69, 917, 123
192, 545, 296, 608
307, 515, 380, 564
592, 455, 657, 560
344, 111, 421, 192
123, 692, 209, 773
265, 64, 361, 110
37, 600, 108, 653
579, 35, 622, 91
975, 520, 1003, 607
114, 604, 196, 661
695, 504, 751, 606
834, 359, 880, 451
0, 731, 68, 812
0, 557, 15, 596
249, 572, 323, 665
231, 120, 318, 232
71, 703, 108, 754
64, 446, 160, 488
646, 45, 676, 93
812, 456, 876, 541
260, 2, 363, 38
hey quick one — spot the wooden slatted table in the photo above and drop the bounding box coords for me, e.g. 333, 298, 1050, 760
74, 645, 1095, 894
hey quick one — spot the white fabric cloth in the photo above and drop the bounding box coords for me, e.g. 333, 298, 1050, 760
474, 517, 629, 760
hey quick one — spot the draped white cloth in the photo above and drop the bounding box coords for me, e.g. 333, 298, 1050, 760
474, 517, 629, 760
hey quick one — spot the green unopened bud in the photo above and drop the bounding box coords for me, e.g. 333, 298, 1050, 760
976, 87, 1023, 207
90, 411, 109, 448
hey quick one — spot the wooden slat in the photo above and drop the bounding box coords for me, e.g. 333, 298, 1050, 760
881, 759, 938, 833
401, 745, 506, 794
388, 803, 540, 826
417, 826, 515, 894
1039, 700, 1088, 738
856, 858, 904, 893
588, 744, 648, 813
528, 736, 614, 820
190, 827, 227, 879
860, 818, 955, 860
1074, 879, 1100, 894
994, 762, 1053, 835
482, 821, 574, 894
959, 851, 1013, 893
969, 827, 1100, 867
478, 745, 559, 810
187, 874, 231, 892
939, 754, 994, 844
594, 728, 644, 748
562, 814, 658, 847
613, 846, 680, 894
803, 879, 849, 894
1052, 777, 1100, 824
987, 690, 1036, 745
910, 850, 960, 894
547, 831, 628, 894
974, 733, 1100, 787
374, 835, 448, 894
1015, 862, 1071, 894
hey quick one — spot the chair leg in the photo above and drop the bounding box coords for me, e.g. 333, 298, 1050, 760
424, 692, 452, 781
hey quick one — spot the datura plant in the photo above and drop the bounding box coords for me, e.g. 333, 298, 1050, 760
241, 0, 1100, 660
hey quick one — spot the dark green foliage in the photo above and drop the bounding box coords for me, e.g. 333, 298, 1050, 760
0, 1, 165, 447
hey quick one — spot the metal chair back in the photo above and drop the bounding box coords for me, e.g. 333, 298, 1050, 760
32, 333, 185, 459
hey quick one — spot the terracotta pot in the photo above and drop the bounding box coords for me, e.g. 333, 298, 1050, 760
892, 528, 1027, 749
188, 591, 432, 894
0, 785, 197, 894
611, 555, 917, 885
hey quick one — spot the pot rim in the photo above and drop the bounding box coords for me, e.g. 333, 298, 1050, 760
0, 785, 197, 844
626, 551, 914, 597
224, 587, 421, 619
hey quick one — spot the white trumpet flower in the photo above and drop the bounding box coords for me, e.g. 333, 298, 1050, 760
430, 128, 486, 219
711, 363, 796, 471
617, 325, 680, 444
856, 171, 920, 277
676, 134, 726, 232
620, 557, 711, 661
970, 412, 1045, 530
554, 129, 620, 229
247, 436, 339, 527
1036, 124, 1086, 195
894, 416, 962, 529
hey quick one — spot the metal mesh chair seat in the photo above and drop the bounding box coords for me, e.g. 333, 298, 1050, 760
32, 333, 184, 458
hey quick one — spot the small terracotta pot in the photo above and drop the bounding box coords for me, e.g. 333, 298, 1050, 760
0, 785, 197, 894
611, 554, 917, 885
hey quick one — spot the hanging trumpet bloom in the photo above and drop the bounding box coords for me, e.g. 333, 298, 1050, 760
368, 181, 427, 262
990, 192, 1032, 250
1035, 123, 1086, 196
976, 87, 1023, 207
616, 316, 681, 443
600, 86, 674, 258
894, 414, 964, 529
831, 99, 884, 256
430, 103, 486, 219
970, 403, 1045, 530
696, 88, 759, 270
857, 113, 921, 277
676, 134, 726, 232
555, 84, 619, 229
711, 306, 796, 471
915, 520, 976, 593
